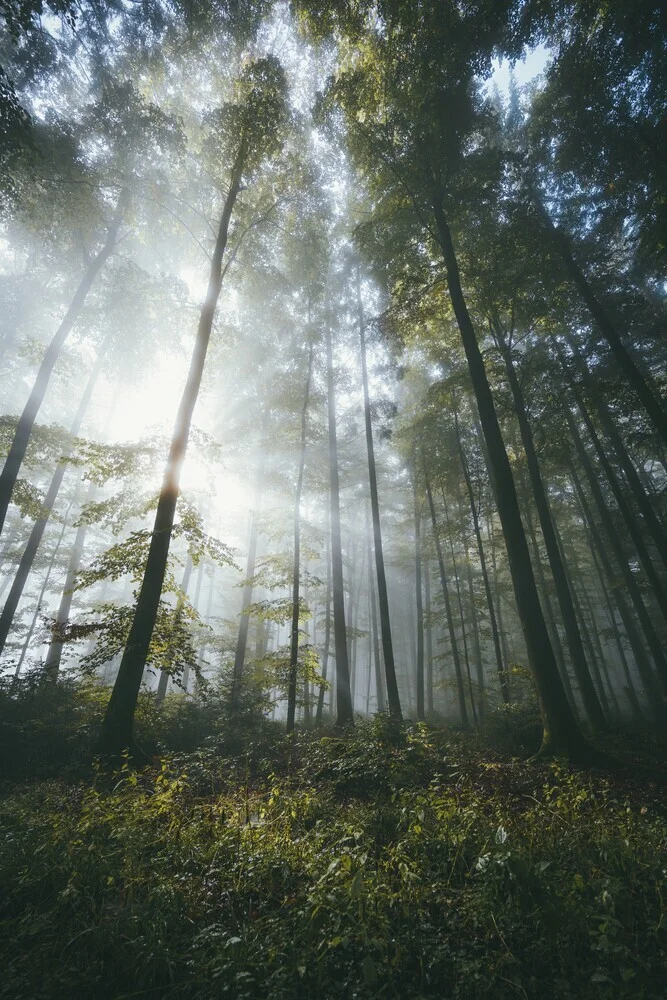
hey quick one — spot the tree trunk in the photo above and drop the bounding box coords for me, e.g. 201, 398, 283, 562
574, 390, 667, 626
533, 194, 667, 447
99, 156, 244, 756
441, 485, 477, 725
432, 199, 587, 756
455, 412, 507, 704
155, 552, 193, 705
43, 476, 97, 682
0, 189, 128, 538
495, 329, 606, 729
425, 474, 468, 726
13, 496, 74, 684
565, 334, 667, 573
315, 525, 332, 725
570, 464, 666, 726
523, 501, 576, 710
589, 543, 644, 724
231, 425, 266, 714
181, 556, 204, 694
366, 498, 385, 713
326, 321, 353, 727
357, 269, 401, 719
424, 559, 433, 715
286, 344, 313, 732
412, 463, 425, 720
566, 406, 667, 693
0, 348, 105, 657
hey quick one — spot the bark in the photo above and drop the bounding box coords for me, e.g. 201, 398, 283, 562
565, 335, 667, 573
366, 498, 386, 713
431, 199, 587, 756
523, 501, 576, 710
357, 270, 401, 719
566, 406, 667, 693
99, 154, 244, 756
13, 496, 74, 684
0, 348, 105, 657
412, 464, 425, 720
442, 485, 477, 725
533, 195, 667, 446
286, 344, 313, 732
488, 516, 511, 696
315, 526, 332, 725
181, 556, 204, 694
326, 322, 353, 727
570, 464, 666, 726
231, 431, 265, 714
425, 474, 468, 726
455, 413, 508, 703
0, 189, 128, 538
495, 329, 606, 729
575, 392, 667, 626
43, 476, 97, 682
589, 543, 644, 724
424, 559, 434, 715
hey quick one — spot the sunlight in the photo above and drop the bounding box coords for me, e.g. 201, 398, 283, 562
110, 352, 189, 442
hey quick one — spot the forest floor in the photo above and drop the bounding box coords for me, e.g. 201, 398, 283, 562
0, 712, 665, 999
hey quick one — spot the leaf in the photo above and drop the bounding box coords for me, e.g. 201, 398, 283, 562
362, 955, 377, 984
350, 869, 363, 899
495, 824, 508, 845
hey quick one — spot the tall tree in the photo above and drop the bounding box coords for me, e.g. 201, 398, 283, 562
98, 57, 289, 755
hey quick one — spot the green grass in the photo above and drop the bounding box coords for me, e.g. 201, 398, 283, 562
1, 716, 665, 999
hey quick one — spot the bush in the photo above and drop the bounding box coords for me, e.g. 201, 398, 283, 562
0, 725, 664, 999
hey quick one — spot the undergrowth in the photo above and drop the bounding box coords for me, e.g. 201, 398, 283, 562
1, 716, 665, 999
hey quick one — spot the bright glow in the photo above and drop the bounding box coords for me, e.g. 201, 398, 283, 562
110, 352, 188, 442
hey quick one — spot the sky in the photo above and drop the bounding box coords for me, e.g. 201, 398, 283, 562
488, 43, 551, 97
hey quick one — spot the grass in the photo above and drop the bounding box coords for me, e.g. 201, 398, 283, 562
0, 712, 665, 999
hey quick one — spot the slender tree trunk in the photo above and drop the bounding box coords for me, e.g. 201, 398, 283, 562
462, 528, 485, 723
413, 464, 425, 720
442, 486, 477, 725
43, 477, 97, 682
0, 189, 128, 538
432, 199, 586, 755
523, 501, 576, 710
566, 406, 667, 693
231, 430, 266, 714
591, 545, 644, 724
455, 414, 507, 704
488, 516, 511, 697
425, 474, 468, 726
565, 335, 667, 572
13, 497, 74, 683
99, 155, 245, 755
0, 348, 106, 657
357, 269, 401, 719
424, 559, 433, 715
155, 553, 193, 705
533, 194, 667, 446
181, 556, 204, 694
326, 321, 353, 727
574, 391, 667, 626
366, 499, 385, 713
495, 331, 606, 729
287, 344, 313, 732
570, 465, 666, 726
316, 526, 332, 725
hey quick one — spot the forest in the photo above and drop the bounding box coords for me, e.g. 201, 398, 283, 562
0, 0, 665, 997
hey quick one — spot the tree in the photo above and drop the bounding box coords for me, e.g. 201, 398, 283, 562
98, 57, 289, 756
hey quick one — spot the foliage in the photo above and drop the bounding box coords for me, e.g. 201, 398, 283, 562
0, 720, 664, 998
